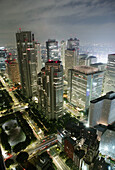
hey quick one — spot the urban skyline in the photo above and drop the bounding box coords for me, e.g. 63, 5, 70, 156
0, 0, 115, 169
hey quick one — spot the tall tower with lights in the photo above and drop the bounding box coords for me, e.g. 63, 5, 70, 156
46, 39, 59, 61
38, 60, 63, 120
16, 29, 38, 98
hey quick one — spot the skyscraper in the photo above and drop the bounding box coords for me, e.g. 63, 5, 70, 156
6, 59, 20, 84
38, 60, 63, 120
35, 42, 42, 74
60, 40, 66, 70
65, 49, 76, 79
67, 38, 79, 65
68, 66, 104, 111
16, 30, 38, 98
46, 39, 59, 61
89, 91, 115, 127
65, 38, 79, 79
104, 54, 115, 94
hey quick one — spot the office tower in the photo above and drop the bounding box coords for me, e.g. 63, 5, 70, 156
35, 42, 42, 74
86, 56, 97, 66
65, 38, 79, 79
6, 59, 20, 84
79, 55, 97, 66
104, 54, 115, 94
60, 40, 66, 69
16, 30, 38, 98
0, 47, 7, 71
46, 39, 59, 61
67, 38, 79, 65
65, 49, 76, 79
89, 91, 115, 127
68, 66, 104, 111
38, 60, 63, 120
79, 54, 88, 66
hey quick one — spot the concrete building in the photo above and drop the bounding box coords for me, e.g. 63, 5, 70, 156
38, 60, 63, 120
16, 30, 38, 98
67, 38, 79, 63
104, 54, 115, 94
87, 56, 97, 66
65, 49, 76, 79
68, 65, 104, 111
6, 59, 20, 84
99, 129, 115, 159
89, 91, 115, 127
60, 40, 66, 70
35, 42, 42, 74
0, 47, 7, 71
46, 39, 59, 61
65, 38, 80, 79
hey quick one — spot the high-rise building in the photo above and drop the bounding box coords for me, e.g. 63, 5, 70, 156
104, 54, 115, 94
16, 30, 38, 98
68, 66, 104, 111
0, 47, 7, 71
6, 59, 20, 84
35, 42, 42, 74
65, 38, 79, 79
89, 91, 115, 127
65, 49, 76, 79
46, 39, 59, 61
38, 60, 63, 120
67, 38, 79, 65
60, 40, 66, 69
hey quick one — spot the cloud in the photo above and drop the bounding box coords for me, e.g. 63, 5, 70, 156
0, 0, 115, 46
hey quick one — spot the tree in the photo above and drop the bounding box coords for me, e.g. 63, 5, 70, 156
5, 159, 14, 168
16, 152, 29, 164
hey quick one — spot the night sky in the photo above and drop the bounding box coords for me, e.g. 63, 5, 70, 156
0, 0, 115, 46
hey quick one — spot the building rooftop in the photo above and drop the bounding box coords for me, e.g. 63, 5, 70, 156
91, 91, 115, 103
73, 65, 99, 74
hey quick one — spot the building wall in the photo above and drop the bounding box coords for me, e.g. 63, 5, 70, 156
7, 61, 20, 84
38, 61, 63, 120
16, 31, 38, 98
89, 92, 115, 127
68, 68, 104, 110
65, 50, 76, 80
104, 54, 115, 94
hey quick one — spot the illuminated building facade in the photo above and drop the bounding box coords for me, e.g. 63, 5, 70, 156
60, 40, 66, 70
104, 54, 115, 93
6, 59, 20, 84
67, 38, 79, 65
89, 91, 115, 127
38, 60, 63, 120
46, 39, 59, 61
68, 66, 104, 110
0, 47, 7, 71
99, 129, 115, 159
65, 38, 79, 79
35, 42, 42, 74
16, 30, 38, 98
65, 49, 76, 79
